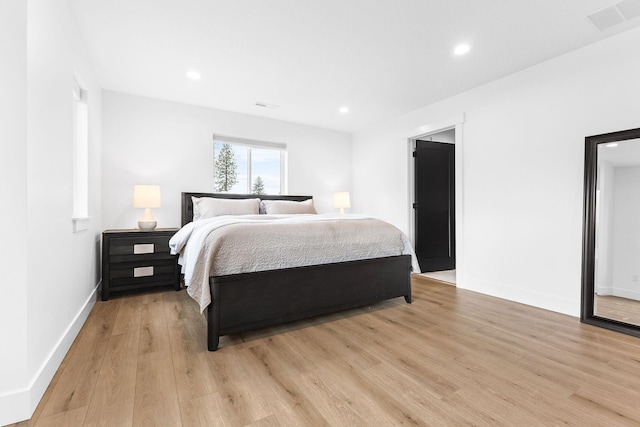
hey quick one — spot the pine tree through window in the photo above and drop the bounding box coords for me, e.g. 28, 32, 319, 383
213, 136, 286, 195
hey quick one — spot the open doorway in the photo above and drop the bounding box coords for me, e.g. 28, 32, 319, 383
413, 129, 456, 285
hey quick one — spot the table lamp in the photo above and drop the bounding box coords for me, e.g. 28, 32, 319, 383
133, 185, 161, 231
334, 191, 351, 214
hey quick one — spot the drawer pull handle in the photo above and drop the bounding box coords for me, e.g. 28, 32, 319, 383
134, 244, 154, 254
134, 266, 154, 277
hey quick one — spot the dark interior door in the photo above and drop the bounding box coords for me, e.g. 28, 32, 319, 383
414, 140, 455, 272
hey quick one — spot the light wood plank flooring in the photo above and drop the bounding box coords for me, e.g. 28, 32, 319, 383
596, 294, 640, 327
12, 277, 640, 426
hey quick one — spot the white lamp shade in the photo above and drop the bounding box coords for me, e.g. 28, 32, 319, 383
133, 185, 162, 208
334, 192, 351, 209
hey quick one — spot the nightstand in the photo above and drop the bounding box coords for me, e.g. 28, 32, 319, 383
101, 228, 180, 300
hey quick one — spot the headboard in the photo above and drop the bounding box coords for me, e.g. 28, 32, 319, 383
181, 192, 313, 226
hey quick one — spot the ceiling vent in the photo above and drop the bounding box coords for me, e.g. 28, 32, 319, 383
587, 0, 640, 31
617, 0, 640, 20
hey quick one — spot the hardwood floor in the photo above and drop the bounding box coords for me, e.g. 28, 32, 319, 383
595, 294, 640, 326
12, 278, 640, 426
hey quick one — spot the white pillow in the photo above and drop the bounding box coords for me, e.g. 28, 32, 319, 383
262, 199, 317, 214
192, 197, 260, 221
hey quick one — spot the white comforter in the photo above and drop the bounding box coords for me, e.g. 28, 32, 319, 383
169, 214, 419, 312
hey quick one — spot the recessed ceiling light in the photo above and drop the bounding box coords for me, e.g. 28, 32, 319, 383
454, 44, 471, 55
339, 106, 349, 114
186, 71, 201, 80
605, 142, 619, 148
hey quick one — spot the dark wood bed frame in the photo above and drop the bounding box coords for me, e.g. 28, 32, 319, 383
181, 192, 412, 351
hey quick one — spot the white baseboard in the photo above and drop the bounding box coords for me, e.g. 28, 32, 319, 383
596, 286, 614, 296
0, 389, 30, 427
0, 282, 99, 426
611, 287, 640, 301
459, 277, 580, 317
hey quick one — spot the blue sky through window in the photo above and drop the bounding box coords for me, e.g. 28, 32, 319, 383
214, 143, 282, 194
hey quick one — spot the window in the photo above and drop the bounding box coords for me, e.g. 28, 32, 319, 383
213, 134, 286, 195
72, 77, 89, 231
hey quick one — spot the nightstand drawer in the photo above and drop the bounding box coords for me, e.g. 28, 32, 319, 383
109, 236, 172, 256
110, 258, 176, 278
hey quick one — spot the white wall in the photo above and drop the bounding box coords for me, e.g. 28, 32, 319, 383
0, 0, 29, 420
611, 166, 640, 300
102, 91, 352, 229
0, 0, 103, 424
595, 161, 615, 295
353, 26, 640, 317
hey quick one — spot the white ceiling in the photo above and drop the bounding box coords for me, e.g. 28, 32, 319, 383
68, 0, 640, 133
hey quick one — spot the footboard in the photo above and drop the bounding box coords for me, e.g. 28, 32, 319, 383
206, 255, 412, 351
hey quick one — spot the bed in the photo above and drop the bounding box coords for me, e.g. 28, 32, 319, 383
175, 192, 415, 351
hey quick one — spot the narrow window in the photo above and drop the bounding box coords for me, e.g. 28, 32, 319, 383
72, 77, 89, 230
213, 135, 287, 195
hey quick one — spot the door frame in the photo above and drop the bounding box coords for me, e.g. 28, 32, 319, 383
406, 114, 465, 286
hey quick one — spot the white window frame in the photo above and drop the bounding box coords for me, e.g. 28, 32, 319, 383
213, 134, 288, 194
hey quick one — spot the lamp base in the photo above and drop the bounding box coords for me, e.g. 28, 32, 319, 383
138, 208, 157, 231
138, 220, 157, 231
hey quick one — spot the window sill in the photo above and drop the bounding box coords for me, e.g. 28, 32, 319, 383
72, 216, 91, 233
